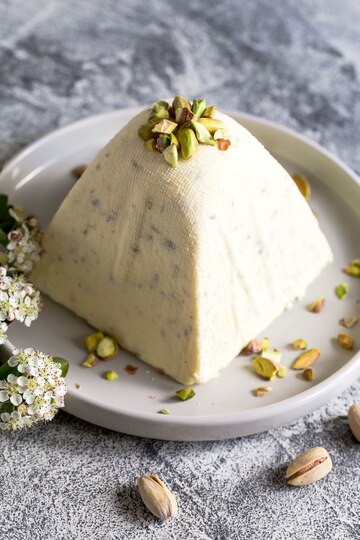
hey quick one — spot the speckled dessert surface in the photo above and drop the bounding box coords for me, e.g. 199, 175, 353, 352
1, 1, 360, 539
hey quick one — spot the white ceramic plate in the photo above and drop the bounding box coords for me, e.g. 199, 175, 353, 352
1, 108, 359, 441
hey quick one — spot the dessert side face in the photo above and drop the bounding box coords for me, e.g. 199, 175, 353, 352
32, 102, 333, 384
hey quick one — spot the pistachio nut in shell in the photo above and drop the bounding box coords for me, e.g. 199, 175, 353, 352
348, 403, 360, 442
285, 447, 332, 486
138, 474, 178, 520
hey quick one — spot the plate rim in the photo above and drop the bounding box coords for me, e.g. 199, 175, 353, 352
1, 106, 359, 439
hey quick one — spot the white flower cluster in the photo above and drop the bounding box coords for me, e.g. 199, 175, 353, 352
0, 348, 66, 431
0, 267, 41, 342
5, 206, 42, 274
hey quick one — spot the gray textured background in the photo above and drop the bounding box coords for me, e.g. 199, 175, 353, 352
1, 1, 360, 539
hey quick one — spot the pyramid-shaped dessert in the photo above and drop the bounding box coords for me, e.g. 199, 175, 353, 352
32, 97, 333, 384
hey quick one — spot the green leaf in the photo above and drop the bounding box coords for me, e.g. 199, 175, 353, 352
0, 195, 9, 220
0, 362, 18, 381
52, 357, 69, 377
0, 228, 8, 246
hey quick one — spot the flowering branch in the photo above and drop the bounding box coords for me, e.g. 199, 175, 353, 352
0, 194, 68, 431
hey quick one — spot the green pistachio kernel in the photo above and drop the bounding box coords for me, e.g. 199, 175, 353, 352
97, 336, 119, 359
163, 144, 178, 168
177, 128, 198, 160
190, 120, 215, 145
158, 409, 171, 415
152, 119, 178, 134
252, 356, 279, 380
277, 365, 287, 378
85, 331, 104, 353
203, 105, 216, 118
191, 98, 207, 117
175, 387, 195, 401
105, 370, 119, 381
138, 124, 155, 141
336, 282, 349, 300
82, 353, 98, 368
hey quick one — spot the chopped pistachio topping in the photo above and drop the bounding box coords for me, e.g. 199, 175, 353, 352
252, 356, 279, 380
293, 338, 308, 350
96, 336, 118, 359
175, 387, 195, 401
105, 370, 119, 381
82, 353, 98, 368
158, 409, 171, 415
141, 97, 230, 167
277, 365, 287, 378
308, 297, 325, 313
292, 174, 311, 201
339, 316, 358, 329
255, 386, 272, 397
337, 333, 354, 350
336, 282, 349, 300
292, 348, 320, 370
303, 368, 314, 381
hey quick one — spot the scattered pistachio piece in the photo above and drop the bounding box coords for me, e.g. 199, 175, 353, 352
163, 144, 179, 168
348, 403, 360, 442
217, 139, 231, 151
177, 128, 198, 160
260, 337, 271, 351
292, 174, 311, 201
124, 364, 138, 375
337, 333, 354, 350
242, 339, 262, 355
293, 338, 308, 350
262, 349, 282, 363
255, 386, 272, 397
203, 105, 216, 118
303, 367, 314, 381
82, 353, 98, 368
85, 331, 105, 353
285, 447, 332, 486
155, 134, 171, 152
252, 356, 279, 380
97, 336, 119, 359
138, 474, 178, 520
158, 409, 171, 415
292, 348, 320, 370
72, 164, 87, 179
150, 101, 170, 121
336, 282, 349, 300
277, 365, 287, 378
339, 316, 358, 329
191, 98, 207, 117
152, 119, 178, 135
175, 387, 195, 401
344, 261, 360, 278
190, 120, 215, 145
308, 297, 325, 313
75, 383, 81, 389
105, 370, 118, 381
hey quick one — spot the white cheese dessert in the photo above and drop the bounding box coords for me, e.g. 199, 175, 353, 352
32, 98, 333, 384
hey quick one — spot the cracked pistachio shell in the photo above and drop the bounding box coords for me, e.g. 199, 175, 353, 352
177, 128, 198, 160
285, 447, 332, 486
190, 120, 215, 145
138, 475, 178, 520
348, 403, 360, 442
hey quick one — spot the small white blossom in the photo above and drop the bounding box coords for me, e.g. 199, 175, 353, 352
5, 208, 42, 274
0, 269, 40, 333
0, 349, 67, 431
